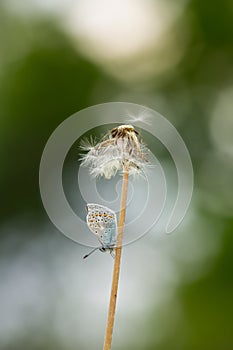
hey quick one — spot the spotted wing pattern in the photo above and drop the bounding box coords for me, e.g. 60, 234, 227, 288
86, 203, 117, 249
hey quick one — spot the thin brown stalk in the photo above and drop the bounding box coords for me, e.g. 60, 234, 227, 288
103, 165, 129, 350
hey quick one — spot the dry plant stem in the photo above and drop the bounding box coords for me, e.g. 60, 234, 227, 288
103, 165, 129, 350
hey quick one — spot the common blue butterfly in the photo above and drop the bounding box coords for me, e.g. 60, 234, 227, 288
83, 203, 117, 259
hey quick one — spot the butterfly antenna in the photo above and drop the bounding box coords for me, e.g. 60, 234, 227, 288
83, 247, 99, 259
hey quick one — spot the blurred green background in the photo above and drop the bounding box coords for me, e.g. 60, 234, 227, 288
0, 0, 233, 349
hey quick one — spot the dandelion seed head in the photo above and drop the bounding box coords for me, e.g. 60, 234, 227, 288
80, 124, 150, 179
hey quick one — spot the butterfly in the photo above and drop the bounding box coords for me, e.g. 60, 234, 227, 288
83, 203, 117, 259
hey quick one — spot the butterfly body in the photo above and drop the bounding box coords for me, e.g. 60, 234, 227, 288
84, 203, 117, 258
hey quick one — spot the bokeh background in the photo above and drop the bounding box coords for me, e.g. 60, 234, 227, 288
1, 0, 233, 349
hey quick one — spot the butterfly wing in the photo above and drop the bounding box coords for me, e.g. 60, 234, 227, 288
86, 204, 117, 248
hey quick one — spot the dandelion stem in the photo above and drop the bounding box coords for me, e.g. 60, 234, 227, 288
103, 165, 129, 350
